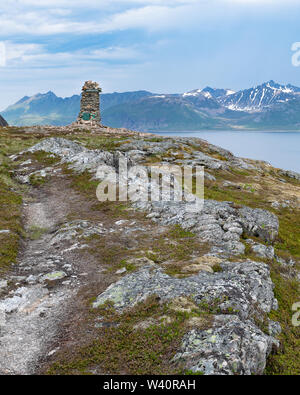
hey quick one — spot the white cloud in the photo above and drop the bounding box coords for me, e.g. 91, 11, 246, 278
4, 41, 43, 62
0, 0, 299, 111
0, 0, 297, 37
0, 43, 6, 67
224, 0, 297, 3
0, 41, 142, 69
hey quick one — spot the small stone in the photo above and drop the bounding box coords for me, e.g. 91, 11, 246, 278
159, 315, 174, 325
20, 159, 32, 166
182, 263, 214, 274
169, 297, 198, 314
47, 348, 59, 357
116, 267, 127, 275
26, 275, 38, 285
115, 220, 129, 226
133, 318, 157, 330
194, 256, 223, 267
268, 320, 281, 337
95, 321, 119, 329
223, 181, 241, 189
62, 264, 72, 271
0, 280, 8, 290
251, 244, 274, 260
146, 212, 160, 219
41, 271, 67, 282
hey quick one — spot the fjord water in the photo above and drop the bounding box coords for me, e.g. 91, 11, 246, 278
154, 131, 300, 173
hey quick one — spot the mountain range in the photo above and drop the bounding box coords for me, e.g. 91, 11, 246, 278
2, 80, 300, 131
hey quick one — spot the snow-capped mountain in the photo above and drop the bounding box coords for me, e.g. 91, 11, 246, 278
182, 89, 222, 111
181, 87, 235, 114
183, 86, 235, 100
2, 81, 300, 130
218, 80, 300, 112
202, 87, 235, 99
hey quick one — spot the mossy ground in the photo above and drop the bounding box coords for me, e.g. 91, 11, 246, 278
46, 296, 213, 375
266, 268, 300, 375
60, 164, 210, 275
0, 128, 39, 275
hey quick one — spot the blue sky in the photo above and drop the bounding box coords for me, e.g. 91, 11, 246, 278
0, 0, 300, 109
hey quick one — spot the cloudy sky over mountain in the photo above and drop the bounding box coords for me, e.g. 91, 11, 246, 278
0, 0, 300, 109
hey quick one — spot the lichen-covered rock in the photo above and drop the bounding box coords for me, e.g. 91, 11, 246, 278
93, 261, 277, 318
41, 271, 67, 282
245, 240, 275, 260
27, 137, 115, 173
237, 206, 278, 242
279, 169, 300, 181
185, 151, 228, 170
133, 199, 278, 255
173, 315, 278, 375
50, 220, 107, 246
93, 261, 279, 375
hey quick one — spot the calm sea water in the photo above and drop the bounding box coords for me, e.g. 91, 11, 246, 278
153, 131, 300, 173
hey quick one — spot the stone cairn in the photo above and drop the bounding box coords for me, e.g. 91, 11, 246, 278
77, 81, 102, 125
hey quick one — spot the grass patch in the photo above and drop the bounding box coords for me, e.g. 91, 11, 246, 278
146, 225, 209, 266
210, 153, 228, 162
29, 173, 47, 187
212, 264, 223, 273
68, 135, 128, 151
61, 167, 131, 222
28, 150, 60, 166
27, 226, 48, 240
82, 234, 134, 272
47, 296, 213, 375
265, 267, 300, 375
113, 259, 137, 273
64, 169, 99, 196
275, 209, 300, 259
47, 297, 186, 375
0, 128, 39, 276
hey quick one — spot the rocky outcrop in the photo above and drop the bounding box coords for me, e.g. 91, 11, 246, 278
133, 200, 278, 256
23, 135, 282, 375
279, 169, 300, 182
93, 261, 279, 375
93, 261, 277, 318
28, 138, 279, 256
174, 315, 276, 375
0, 114, 8, 126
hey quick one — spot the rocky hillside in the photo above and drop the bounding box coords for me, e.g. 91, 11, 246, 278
0, 124, 299, 375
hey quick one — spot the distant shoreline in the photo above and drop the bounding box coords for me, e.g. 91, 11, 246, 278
153, 130, 300, 173
153, 129, 300, 134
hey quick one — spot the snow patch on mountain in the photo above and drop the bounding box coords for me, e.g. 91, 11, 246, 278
219, 80, 300, 112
